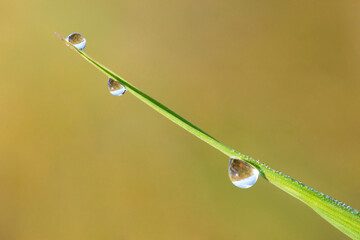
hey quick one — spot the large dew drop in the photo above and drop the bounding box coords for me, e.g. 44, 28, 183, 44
108, 78, 127, 96
66, 33, 86, 50
228, 158, 259, 189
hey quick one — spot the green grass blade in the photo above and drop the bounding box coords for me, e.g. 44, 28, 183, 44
56, 33, 360, 239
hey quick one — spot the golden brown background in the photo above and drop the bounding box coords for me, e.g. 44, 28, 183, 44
1, 1, 359, 239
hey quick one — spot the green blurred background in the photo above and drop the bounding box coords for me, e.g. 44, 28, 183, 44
0, 0, 359, 239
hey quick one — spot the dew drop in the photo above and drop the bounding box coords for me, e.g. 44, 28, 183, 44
228, 158, 259, 189
66, 33, 86, 50
108, 78, 127, 96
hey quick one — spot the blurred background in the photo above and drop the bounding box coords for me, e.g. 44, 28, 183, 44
0, 0, 359, 239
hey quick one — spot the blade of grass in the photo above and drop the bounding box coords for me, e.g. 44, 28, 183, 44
56, 33, 360, 239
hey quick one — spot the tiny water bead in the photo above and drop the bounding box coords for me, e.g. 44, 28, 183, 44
228, 158, 259, 189
66, 33, 86, 50
108, 78, 127, 96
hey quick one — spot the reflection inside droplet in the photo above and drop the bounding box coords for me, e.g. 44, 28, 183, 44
108, 78, 127, 96
66, 33, 86, 50
228, 158, 259, 189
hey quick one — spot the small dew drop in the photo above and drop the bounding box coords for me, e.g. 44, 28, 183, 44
108, 78, 127, 96
66, 33, 86, 50
228, 158, 259, 189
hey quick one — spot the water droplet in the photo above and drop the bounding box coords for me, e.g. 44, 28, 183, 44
108, 78, 127, 96
66, 33, 86, 50
228, 158, 259, 189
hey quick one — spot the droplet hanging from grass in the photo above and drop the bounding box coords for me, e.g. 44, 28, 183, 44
66, 33, 86, 50
108, 78, 127, 96
228, 158, 259, 189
